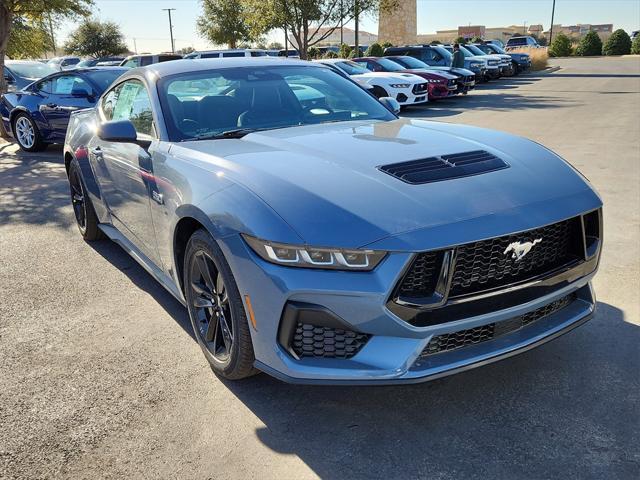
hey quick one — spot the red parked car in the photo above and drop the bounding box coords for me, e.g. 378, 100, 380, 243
353, 57, 459, 101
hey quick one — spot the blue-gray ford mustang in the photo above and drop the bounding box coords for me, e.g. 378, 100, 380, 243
63, 58, 603, 384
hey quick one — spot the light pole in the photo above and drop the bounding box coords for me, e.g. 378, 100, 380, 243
549, 0, 556, 45
162, 8, 176, 53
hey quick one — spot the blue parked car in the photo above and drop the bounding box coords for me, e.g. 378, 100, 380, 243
63, 58, 602, 384
3, 60, 58, 92
0, 67, 127, 151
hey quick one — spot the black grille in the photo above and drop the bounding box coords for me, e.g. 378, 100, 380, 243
421, 293, 576, 356
379, 150, 508, 185
291, 323, 370, 359
465, 75, 475, 83
450, 217, 583, 297
397, 251, 443, 298
413, 83, 428, 94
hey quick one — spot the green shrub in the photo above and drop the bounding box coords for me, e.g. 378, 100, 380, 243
471, 36, 483, 43
631, 34, 640, 54
307, 46, 321, 59
576, 31, 603, 56
323, 50, 338, 59
382, 41, 394, 49
454, 36, 466, 45
364, 42, 384, 57
338, 43, 352, 59
548, 33, 572, 57
603, 29, 632, 55
430, 40, 441, 45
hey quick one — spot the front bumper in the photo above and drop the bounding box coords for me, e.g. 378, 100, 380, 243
221, 208, 601, 385
393, 86, 428, 106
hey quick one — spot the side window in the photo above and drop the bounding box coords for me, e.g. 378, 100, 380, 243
202, 53, 219, 58
122, 59, 138, 68
222, 52, 244, 57
36, 79, 52, 93
108, 80, 155, 137
101, 84, 122, 121
50, 75, 91, 95
140, 56, 153, 66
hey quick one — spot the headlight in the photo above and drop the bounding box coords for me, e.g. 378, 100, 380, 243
389, 83, 410, 88
242, 234, 387, 271
470, 62, 482, 68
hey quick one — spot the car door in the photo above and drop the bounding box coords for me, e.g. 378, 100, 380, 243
92, 79, 160, 263
39, 74, 96, 141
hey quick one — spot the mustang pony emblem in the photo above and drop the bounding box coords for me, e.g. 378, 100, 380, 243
504, 239, 543, 261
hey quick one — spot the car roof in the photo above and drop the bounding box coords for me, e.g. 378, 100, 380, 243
5, 60, 45, 65
313, 58, 350, 65
137, 57, 322, 79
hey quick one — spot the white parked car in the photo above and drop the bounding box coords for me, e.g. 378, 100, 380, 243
46, 56, 82, 71
315, 59, 429, 107
184, 49, 268, 59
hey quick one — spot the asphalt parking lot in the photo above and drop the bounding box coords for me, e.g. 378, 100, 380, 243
1, 56, 638, 479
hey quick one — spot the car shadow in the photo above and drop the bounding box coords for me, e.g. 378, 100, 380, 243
86, 238, 195, 341
217, 302, 638, 479
0, 143, 72, 227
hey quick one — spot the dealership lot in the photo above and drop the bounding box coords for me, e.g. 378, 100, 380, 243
1, 56, 638, 479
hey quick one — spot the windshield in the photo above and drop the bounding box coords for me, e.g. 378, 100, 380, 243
433, 46, 453, 61
487, 44, 507, 54
458, 46, 475, 58
507, 37, 527, 46
7, 62, 57, 79
335, 61, 370, 75
159, 65, 395, 142
76, 59, 96, 68
375, 58, 405, 72
465, 45, 487, 56
85, 69, 128, 93
392, 56, 428, 69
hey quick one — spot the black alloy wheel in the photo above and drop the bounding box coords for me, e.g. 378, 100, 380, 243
189, 250, 234, 362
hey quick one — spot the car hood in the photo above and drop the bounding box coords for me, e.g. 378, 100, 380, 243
175, 119, 599, 249
352, 72, 424, 84
403, 69, 457, 80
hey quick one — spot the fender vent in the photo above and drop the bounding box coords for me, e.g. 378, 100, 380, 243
379, 150, 509, 184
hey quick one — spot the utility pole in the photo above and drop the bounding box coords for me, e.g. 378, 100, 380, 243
354, 0, 360, 58
523, 21, 527, 35
549, 0, 556, 45
133, 38, 138, 54
162, 8, 176, 53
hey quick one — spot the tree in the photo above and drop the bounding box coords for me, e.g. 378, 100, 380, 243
575, 30, 602, 56
338, 42, 352, 58
307, 46, 321, 59
7, 16, 51, 59
364, 42, 383, 57
382, 41, 393, 49
454, 36, 466, 45
176, 46, 195, 55
548, 32, 572, 57
631, 34, 640, 55
603, 29, 632, 56
268, 41, 283, 50
63, 19, 127, 57
197, 0, 257, 49
1, 0, 92, 137
323, 50, 338, 58
242, 0, 397, 60
471, 36, 483, 43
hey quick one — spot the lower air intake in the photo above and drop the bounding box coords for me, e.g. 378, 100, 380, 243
421, 293, 576, 357
291, 323, 370, 359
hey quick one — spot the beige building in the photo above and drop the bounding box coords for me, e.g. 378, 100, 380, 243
544, 24, 613, 41
309, 27, 378, 47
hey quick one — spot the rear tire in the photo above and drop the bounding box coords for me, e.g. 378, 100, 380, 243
13, 113, 47, 152
68, 158, 104, 241
184, 229, 258, 380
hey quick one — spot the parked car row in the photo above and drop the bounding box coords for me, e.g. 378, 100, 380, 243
1, 42, 531, 152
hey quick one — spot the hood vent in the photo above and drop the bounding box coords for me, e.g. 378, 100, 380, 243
379, 150, 509, 184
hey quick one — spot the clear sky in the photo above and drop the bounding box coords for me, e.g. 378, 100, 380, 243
57, 0, 640, 54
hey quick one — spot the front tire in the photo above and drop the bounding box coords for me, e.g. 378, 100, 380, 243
68, 158, 103, 241
184, 229, 258, 380
13, 113, 46, 152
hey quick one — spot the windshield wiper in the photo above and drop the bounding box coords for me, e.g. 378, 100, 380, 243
192, 128, 265, 141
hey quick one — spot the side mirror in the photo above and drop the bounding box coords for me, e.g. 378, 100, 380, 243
97, 120, 151, 148
379, 97, 401, 115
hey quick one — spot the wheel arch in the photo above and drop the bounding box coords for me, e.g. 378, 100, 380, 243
173, 206, 221, 295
